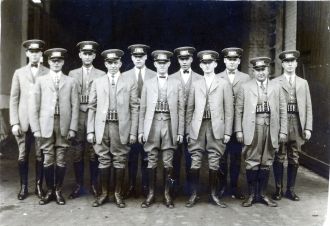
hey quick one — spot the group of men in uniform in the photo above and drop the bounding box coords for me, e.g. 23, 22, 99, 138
9, 39, 313, 209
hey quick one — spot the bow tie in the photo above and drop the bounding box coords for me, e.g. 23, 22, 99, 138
183, 70, 190, 74
159, 75, 166, 79
228, 71, 235, 75
31, 63, 38, 68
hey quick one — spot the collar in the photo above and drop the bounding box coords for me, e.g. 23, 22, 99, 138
157, 73, 168, 79
134, 66, 146, 75
284, 73, 296, 81
226, 69, 237, 75
204, 72, 215, 79
82, 65, 93, 72
29, 62, 40, 68
180, 68, 191, 75
107, 71, 120, 80
50, 70, 62, 77
256, 79, 268, 87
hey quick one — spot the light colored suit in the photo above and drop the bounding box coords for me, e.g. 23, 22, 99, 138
186, 76, 234, 140
87, 73, 139, 145
139, 76, 185, 144
235, 79, 287, 148
29, 73, 79, 138
122, 67, 156, 85
10, 65, 49, 131
68, 67, 105, 112
273, 75, 313, 132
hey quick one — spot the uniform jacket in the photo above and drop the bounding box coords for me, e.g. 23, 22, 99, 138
122, 67, 156, 84
87, 73, 139, 145
10, 65, 49, 131
235, 79, 287, 148
29, 73, 79, 138
138, 76, 185, 144
273, 74, 313, 132
185, 76, 234, 140
217, 70, 250, 99
68, 67, 105, 112
171, 70, 202, 101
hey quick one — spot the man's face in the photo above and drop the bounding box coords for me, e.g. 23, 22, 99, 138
132, 55, 147, 68
154, 61, 170, 75
224, 57, 240, 71
178, 57, 193, 71
79, 51, 96, 66
105, 60, 122, 75
200, 61, 217, 74
282, 59, 297, 73
48, 58, 64, 72
26, 50, 42, 64
253, 67, 269, 82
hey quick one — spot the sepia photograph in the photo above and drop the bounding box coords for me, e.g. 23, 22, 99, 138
0, 0, 329, 225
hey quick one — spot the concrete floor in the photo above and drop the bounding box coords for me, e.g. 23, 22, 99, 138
0, 138, 329, 226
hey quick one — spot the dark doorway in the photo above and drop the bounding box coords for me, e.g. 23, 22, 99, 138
32, 0, 250, 74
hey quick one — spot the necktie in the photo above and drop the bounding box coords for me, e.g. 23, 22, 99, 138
289, 76, 293, 87
137, 69, 143, 98
111, 75, 115, 86
260, 82, 265, 92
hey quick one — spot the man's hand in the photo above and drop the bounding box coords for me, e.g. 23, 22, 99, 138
87, 133, 95, 144
12, 125, 22, 136
304, 130, 312, 141
177, 135, 183, 144
279, 133, 287, 143
223, 135, 231, 144
129, 134, 137, 144
34, 131, 41, 138
236, 132, 243, 143
67, 130, 76, 141
138, 133, 146, 144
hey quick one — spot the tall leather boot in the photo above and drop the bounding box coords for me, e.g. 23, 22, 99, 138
286, 164, 300, 201
126, 160, 137, 199
92, 167, 110, 207
218, 156, 227, 198
185, 169, 200, 208
164, 167, 174, 208
55, 166, 66, 205
242, 170, 256, 207
141, 157, 149, 198
69, 160, 84, 199
230, 152, 244, 199
209, 169, 227, 208
114, 168, 126, 208
17, 161, 29, 200
141, 168, 156, 208
35, 160, 44, 199
89, 160, 99, 197
258, 169, 277, 207
39, 165, 55, 205
272, 161, 284, 200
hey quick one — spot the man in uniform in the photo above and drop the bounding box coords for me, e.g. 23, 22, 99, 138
123, 44, 156, 198
171, 46, 201, 196
217, 47, 250, 200
235, 57, 287, 207
272, 50, 313, 201
138, 50, 184, 208
68, 41, 105, 199
185, 50, 233, 208
10, 39, 49, 200
29, 48, 79, 205
87, 49, 139, 208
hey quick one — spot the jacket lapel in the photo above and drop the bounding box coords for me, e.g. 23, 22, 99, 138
198, 79, 207, 97
295, 76, 303, 93
267, 80, 275, 98
232, 72, 241, 87
250, 80, 258, 97
46, 74, 56, 92
116, 74, 125, 95
59, 74, 66, 90
24, 66, 34, 83
209, 76, 220, 94
103, 75, 110, 96
279, 74, 290, 93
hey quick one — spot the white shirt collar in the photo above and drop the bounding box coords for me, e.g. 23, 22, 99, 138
50, 70, 62, 77
256, 79, 268, 87
107, 71, 121, 84
82, 65, 93, 73
284, 73, 296, 83
134, 66, 146, 80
